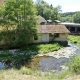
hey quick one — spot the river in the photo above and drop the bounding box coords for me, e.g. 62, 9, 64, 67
0, 42, 80, 74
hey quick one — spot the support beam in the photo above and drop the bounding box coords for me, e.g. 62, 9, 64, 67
75, 27, 77, 33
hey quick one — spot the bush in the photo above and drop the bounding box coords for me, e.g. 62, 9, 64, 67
68, 56, 80, 74
68, 35, 80, 44
20, 67, 34, 75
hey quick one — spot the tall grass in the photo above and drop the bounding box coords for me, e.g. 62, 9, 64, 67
0, 67, 71, 80
68, 56, 80, 74
68, 35, 80, 44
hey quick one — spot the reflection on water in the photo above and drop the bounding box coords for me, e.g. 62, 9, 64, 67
39, 57, 69, 74
25, 56, 48, 70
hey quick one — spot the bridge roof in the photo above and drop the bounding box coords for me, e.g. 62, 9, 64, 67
60, 22, 80, 27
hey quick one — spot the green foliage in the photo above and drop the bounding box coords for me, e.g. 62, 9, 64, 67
20, 67, 35, 75
61, 16, 73, 22
61, 11, 80, 23
0, 0, 38, 47
68, 35, 80, 45
0, 30, 16, 47
68, 56, 80, 74
37, 43, 61, 53
57, 70, 71, 79
18, 66, 70, 80
62, 12, 76, 17
61, 12, 74, 22
19, 67, 71, 80
21, 43, 62, 54
0, 4, 5, 17
0, 66, 71, 80
35, 0, 61, 20
73, 12, 80, 23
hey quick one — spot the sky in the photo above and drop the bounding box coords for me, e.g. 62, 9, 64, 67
33, 0, 80, 13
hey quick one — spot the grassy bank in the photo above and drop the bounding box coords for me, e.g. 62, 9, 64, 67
0, 67, 72, 80
22, 42, 62, 53
68, 35, 80, 45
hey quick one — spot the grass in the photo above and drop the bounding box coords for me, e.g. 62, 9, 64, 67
0, 67, 72, 80
68, 35, 80, 45
20, 42, 62, 54
68, 56, 80, 74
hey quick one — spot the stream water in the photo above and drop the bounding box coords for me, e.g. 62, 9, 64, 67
0, 42, 80, 74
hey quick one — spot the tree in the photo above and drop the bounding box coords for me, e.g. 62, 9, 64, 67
56, 5, 62, 13
0, 0, 38, 47
73, 12, 80, 23
0, 4, 5, 17
35, 0, 61, 20
61, 12, 76, 22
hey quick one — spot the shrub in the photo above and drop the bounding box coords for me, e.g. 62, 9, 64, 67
20, 67, 34, 75
68, 56, 80, 74
68, 35, 80, 44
